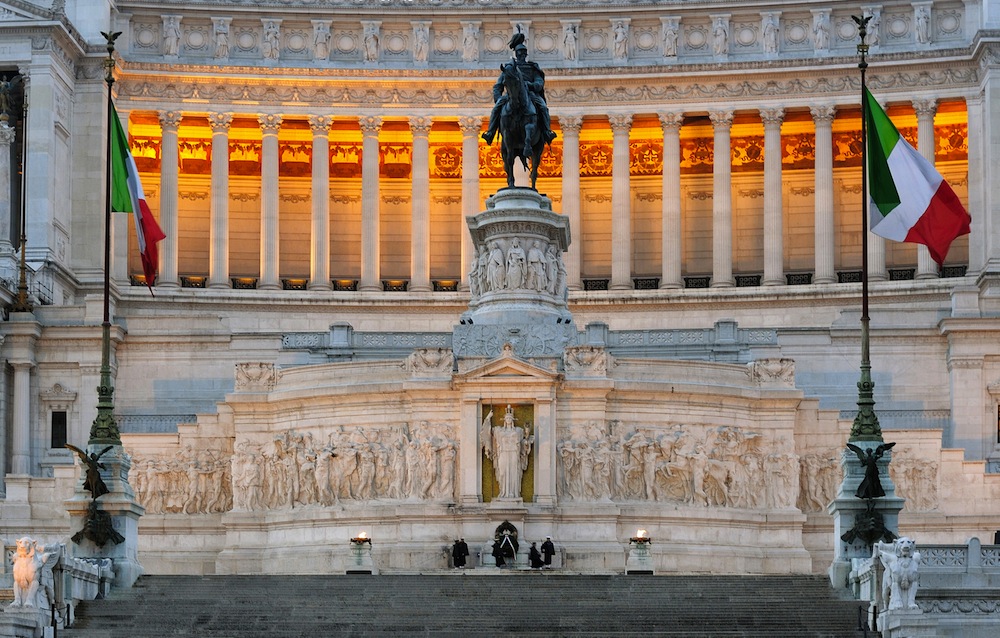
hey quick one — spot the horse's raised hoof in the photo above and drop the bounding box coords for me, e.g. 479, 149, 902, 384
482, 131, 495, 145
545, 130, 557, 144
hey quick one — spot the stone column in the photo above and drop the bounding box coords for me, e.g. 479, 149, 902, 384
710, 109, 735, 287
609, 113, 633, 290
10, 361, 32, 475
157, 111, 182, 288
914, 98, 939, 278
359, 116, 383, 292
0, 122, 15, 256
811, 105, 837, 284
458, 116, 482, 292
659, 112, 683, 289
308, 115, 333, 290
258, 114, 282, 290
761, 107, 785, 286
559, 115, 583, 290
409, 116, 433, 292
208, 112, 233, 288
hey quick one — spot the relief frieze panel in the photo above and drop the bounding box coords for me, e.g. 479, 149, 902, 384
557, 421, 800, 510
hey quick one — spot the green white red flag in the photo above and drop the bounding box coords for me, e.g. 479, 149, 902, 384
110, 105, 165, 292
864, 87, 970, 265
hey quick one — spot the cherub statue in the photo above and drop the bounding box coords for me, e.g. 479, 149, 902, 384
846, 441, 896, 499
66, 444, 114, 498
9, 537, 53, 608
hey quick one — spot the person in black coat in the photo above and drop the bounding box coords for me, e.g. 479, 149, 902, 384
529, 542, 544, 569
452, 538, 470, 568
491, 540, 505, 568
541, 536, 555, 569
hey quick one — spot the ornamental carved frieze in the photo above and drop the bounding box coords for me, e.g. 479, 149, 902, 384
278, 143, 311, 177
731, 136, 764, 172
230, 141, 262, 175
782, 133, 816, 169
234, 362, 280, 392
379, 143, 411, 178
936, 123, 968, 161
330, 143, 362, 178
178, 140, 211, 174
129, 137, 161, 173
430, 144, 461, 178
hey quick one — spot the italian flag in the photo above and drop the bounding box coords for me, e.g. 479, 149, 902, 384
865, 87, 971, 265
110, 105, 166, 292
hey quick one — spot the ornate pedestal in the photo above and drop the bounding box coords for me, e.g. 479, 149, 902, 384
626, 536, 654, 575
828, 442, 902, 588
459, 188, 574, 350
64, 446, 144, 588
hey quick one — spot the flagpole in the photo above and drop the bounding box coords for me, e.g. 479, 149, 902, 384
89, 30, 123, 446
850, 15, 882, 443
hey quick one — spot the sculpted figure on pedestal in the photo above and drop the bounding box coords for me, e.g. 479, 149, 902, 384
462, 23, 479, 63
263, 21, 281, 60
612, 21, 628, 61
9, 538, 52, 608
482, 31, 556, 189
812, 12, 830, 51
712, 18, 728, 56
363, 23, 380, 62
562, 24, 578, 61
526, 240, 547, 291
163, 17, 181, 56
313, 23, 331, 60
413, 23, 429, 63
662, 21, 678, 57
505, 238, 526, 289
876, 537, 921, 610
487, 240, 506, 291
214, 21, 230, 59
915, 6, 930, 44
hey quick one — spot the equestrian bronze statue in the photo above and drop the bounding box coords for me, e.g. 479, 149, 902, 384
482, 32, 557, 190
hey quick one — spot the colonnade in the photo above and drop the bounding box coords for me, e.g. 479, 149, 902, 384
141, 99, 956, 292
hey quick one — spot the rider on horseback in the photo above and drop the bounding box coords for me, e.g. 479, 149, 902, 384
482, 34, 557, 147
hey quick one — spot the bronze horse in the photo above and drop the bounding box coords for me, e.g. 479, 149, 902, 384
498, 62, 547, 190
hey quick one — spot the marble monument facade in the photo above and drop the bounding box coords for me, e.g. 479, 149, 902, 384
0, 0, 998, 580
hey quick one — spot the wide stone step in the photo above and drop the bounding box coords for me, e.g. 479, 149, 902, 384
62, 574, 864, 638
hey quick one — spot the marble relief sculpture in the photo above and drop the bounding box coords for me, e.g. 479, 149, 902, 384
662, 20, 679, 57
213, 19, 230, 59
413, 23, 429, 63
262, 21, 281, 60
915, 6, 930, 44
482, 406, 533, 499
363, 23, 380, 62
313, 23, 331, 60
712, 18, 728, 56
562, 24, 578, 61
557, 422, 798, 509
762, 14, 778, 54
163, 16, 181, 56
133, 423, 460, 514
468, 236, 567, 300
612, 21, 628, 61
462, 22, 479, 62
812, 11, 830, 51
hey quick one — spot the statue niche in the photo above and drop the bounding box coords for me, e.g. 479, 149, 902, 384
481, 404, 534, 502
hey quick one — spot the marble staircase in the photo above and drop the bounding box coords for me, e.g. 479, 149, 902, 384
60, 573, 867, 637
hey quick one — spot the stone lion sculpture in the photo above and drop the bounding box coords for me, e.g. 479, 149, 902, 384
876, 536, 921, 610
9, 536, 53, 608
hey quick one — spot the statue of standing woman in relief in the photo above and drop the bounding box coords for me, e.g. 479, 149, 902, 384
481, 405, 533, 499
